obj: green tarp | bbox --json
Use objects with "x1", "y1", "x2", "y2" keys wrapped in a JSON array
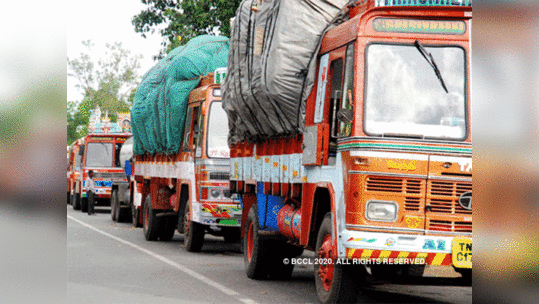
[{"x1": 132, "y1": 35, "x2": 229, "y2": 155}]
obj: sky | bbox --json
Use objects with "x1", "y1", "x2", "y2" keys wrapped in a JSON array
[{"x1": 67, "y1": 0, "x2": 164, "y2": 102}]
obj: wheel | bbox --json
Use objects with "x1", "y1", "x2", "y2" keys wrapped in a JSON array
[
  {"x1": 143, "y1": 195, "x2": 160, "y2": 241},
  {"x1": 158, "y1": 215, "x2": 178, "y2": 241},
  {"x1": 223, "y1": 228, "x2": 241, "y2": 243},
  {"x1": 80, "y1": 197, "x2": 88, "y2": 213},
  {"x1": 111, "y1": 190, "x2": 118, "y2": 221},
  {"x1": 314, "y1": 213, "x2": 364, "y2": 304},
  {"x1": 184, "y1": 203, "x2": 205, "y2": 252},
  {"x1": 71, "y1": 193, "x2": 80, "y2": 210},
  {"x1": 244, "y1": 205, "x2": 273, "y2": 280},
  {"x1": 132, "y1": 204, "x2": 142, "y2": 228}
]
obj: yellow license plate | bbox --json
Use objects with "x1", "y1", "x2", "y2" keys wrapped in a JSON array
[{"x1": 452, "y1": 238, "x2": 472, "y2": 268}]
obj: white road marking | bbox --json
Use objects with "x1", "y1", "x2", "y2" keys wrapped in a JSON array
[{"x1": 67, "y1": 215, "x2": 257, "y2": 304}]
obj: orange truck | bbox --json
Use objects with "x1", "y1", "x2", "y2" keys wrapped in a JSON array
[
  {"x1": 131, "y1": 71, "x2": 242, "y2": 251},
  {"x1": 228, "y1": 1, "x2": 472, "y2": 302},
  {"x1": 68, "y1": 133, "x2": 131, "y2": 212},
  {"x1": 67, "y1": 139, "x2": 83, "y2": 205}
]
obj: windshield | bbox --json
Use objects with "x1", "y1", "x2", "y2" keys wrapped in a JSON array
[
  {"x1": 207, "y1": 102, "x2": 230, "y2": 158},
  {"x1": 75, "y1": 153, "x2": 81, "y2": 171},
  {"x1": 85, "y1": 142, "x2": 113, "y2": 167},
  {"x1": 364, "y1": 43, "x2": 466, "y2": 140}
]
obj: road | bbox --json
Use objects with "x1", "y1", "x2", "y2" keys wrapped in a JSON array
[{"x1": 67, "y1": 206, "x2": 472, "y2": 304}]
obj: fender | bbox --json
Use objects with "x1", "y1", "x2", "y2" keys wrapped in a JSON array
[{"x1": 302, "y1": 182, "x2": 337, "y2": 249}]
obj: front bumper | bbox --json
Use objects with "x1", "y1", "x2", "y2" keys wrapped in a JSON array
[
  {"x1": 340, "y1": 229, "x2": 471, "y2": 268},
  {"x1": 81, "y1": 187, "x2": 111, "y2": 198},
  {"x1": 191, "y1": 201, "x2": 242, "y2": 227}
]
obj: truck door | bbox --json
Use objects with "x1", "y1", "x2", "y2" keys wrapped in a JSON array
[{"x1": 304, "y1": 46, "x2": 346, "y2": 166}]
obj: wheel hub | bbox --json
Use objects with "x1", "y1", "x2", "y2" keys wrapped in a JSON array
[{"x1": 318, "y1": 234, "x2": 335, "y2": 292}]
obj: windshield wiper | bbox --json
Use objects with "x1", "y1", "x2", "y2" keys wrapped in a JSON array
[{"x1": 414, "y1": 40, "x2": 448, "y2": 93}]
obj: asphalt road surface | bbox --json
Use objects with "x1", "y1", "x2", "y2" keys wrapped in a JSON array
[{"x1": 67, "y1": 206, "x2": 472, "y2": 304}]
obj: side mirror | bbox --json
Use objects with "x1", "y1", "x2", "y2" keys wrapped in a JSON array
[{"x1": 336, "y1": 108, "x2": 353, "y2": 123}]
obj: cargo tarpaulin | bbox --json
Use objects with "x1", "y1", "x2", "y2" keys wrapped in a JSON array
[
  {"x1": 223, "y1": 0, "x2": 352, "y2": 144},
  {"x1": 132, "y1": 35, "x2": 229, "y2": 155}
]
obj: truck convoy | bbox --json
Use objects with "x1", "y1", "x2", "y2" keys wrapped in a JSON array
[
  {"x1": 67, "y1": 117, "x2": 131, "y2": 213},
  {"x1": 223, "y1": 0, "x2": 472, "y2": 303},
  {"x1": 124, "y1": 35, "x2": 241, "y2": 251}
]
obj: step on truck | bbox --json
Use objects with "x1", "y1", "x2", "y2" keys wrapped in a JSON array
[
  {"x1": 132, "y1": 71, "x2": 242, "y2": 251},
  {"x1": 226, "y1": 0, "x2": 472, "y2": 303}
]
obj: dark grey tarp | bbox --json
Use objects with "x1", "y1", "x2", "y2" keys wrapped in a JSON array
[{"x1": 223, "y1": 0, "x2": 353, "y2": 144}]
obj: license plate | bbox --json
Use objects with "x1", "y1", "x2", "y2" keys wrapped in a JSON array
[{"x1": 452, "y1": 238, "x2": 472, "y2": 268}]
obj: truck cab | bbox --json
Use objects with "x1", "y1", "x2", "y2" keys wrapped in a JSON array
[{"x1": 72, "y1": 133, "x2": 131, "y2": 212}]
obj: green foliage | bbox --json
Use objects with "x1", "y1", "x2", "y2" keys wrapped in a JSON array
[
  {"x1": 133, "y1": 0, "x2": 241, "y2": 59},
  {"x1": 67, "y1": 41, "x2": 142, "y2": 144}
]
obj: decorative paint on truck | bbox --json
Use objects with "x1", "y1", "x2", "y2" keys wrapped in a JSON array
[
  {"x1": 228, "y1": 1, "x2": 472, "y2": 303},
  {"x1": 68, "y1": 128, "x2": 131, "y2": 212}
]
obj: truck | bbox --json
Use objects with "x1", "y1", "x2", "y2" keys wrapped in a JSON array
[
  {"x1": 67, "y1": 138, "x2": 83, "y2": 205},
  {"x1": 225, "y1": 0, "x2": 472, "y2": 303},
  {"x1": 129, "y1": 70, "x2": 242, "y2": 251},
  {"x1": 69, "y1": 132, "x2": 131, "y2": 212}
]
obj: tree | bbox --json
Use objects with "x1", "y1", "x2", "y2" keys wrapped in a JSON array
[
  {"x1": 67, "y1": 41, "x2": 142, "y2": 144},
  {"x1": 132, "y1": 0, "x2": 241, "y2": 59}
]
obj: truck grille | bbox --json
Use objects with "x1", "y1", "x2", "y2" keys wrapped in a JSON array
[
  {"x1": 427, "y1": 180, "x2": 472, "y2": 215},
  {"x1": 93, "y1": 172, "x2": 126, "y2": 179},
  {"x1": 366, "y1": 176, "x2": 424, "y2": 211},
  {"x1": 428, "y1": 220, "x2": 472, "y2": 234},
  {"x1": 209, "y1": 172, "x2": 230, "y2": 181}
]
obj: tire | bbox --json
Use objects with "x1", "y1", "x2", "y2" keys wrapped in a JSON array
[
  {"x1": 111, "y1": 190, "x2": 118, "y2": 221},
  {"x1": 132, "y1": 204, "x2": 141, "y2": 228},
  {"x1": 184, "y1": 203, "x2": 205, "y2": 252},
  {"x1": 80, "y1": 197, "x2": 88, "y2": 213},
  {"x1": 143, "y1": 195, "x2": 160, "y2": 241},
  {"x1": 72, "y1": 193, "x2": 81, "y2": 210},
  {"x1": 315, "y1": 213, "x2": 364, "y2": 304},
  {"x1": 244, "y1": 205, "x2": 272, "y2": 280},
  {"x1": 158, "y1": 215, "x2": 178, "y2": 241}
]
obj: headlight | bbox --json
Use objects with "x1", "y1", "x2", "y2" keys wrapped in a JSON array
[
  {"x1": 210, "y1": 188, "x2": 221, "y2": 198},
  {"x1": 223, "y1": 189, "x2": 231, "y2": 198},
  {"x1": 365, "y1": 200, "x2": 398, "y2": 222}
]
